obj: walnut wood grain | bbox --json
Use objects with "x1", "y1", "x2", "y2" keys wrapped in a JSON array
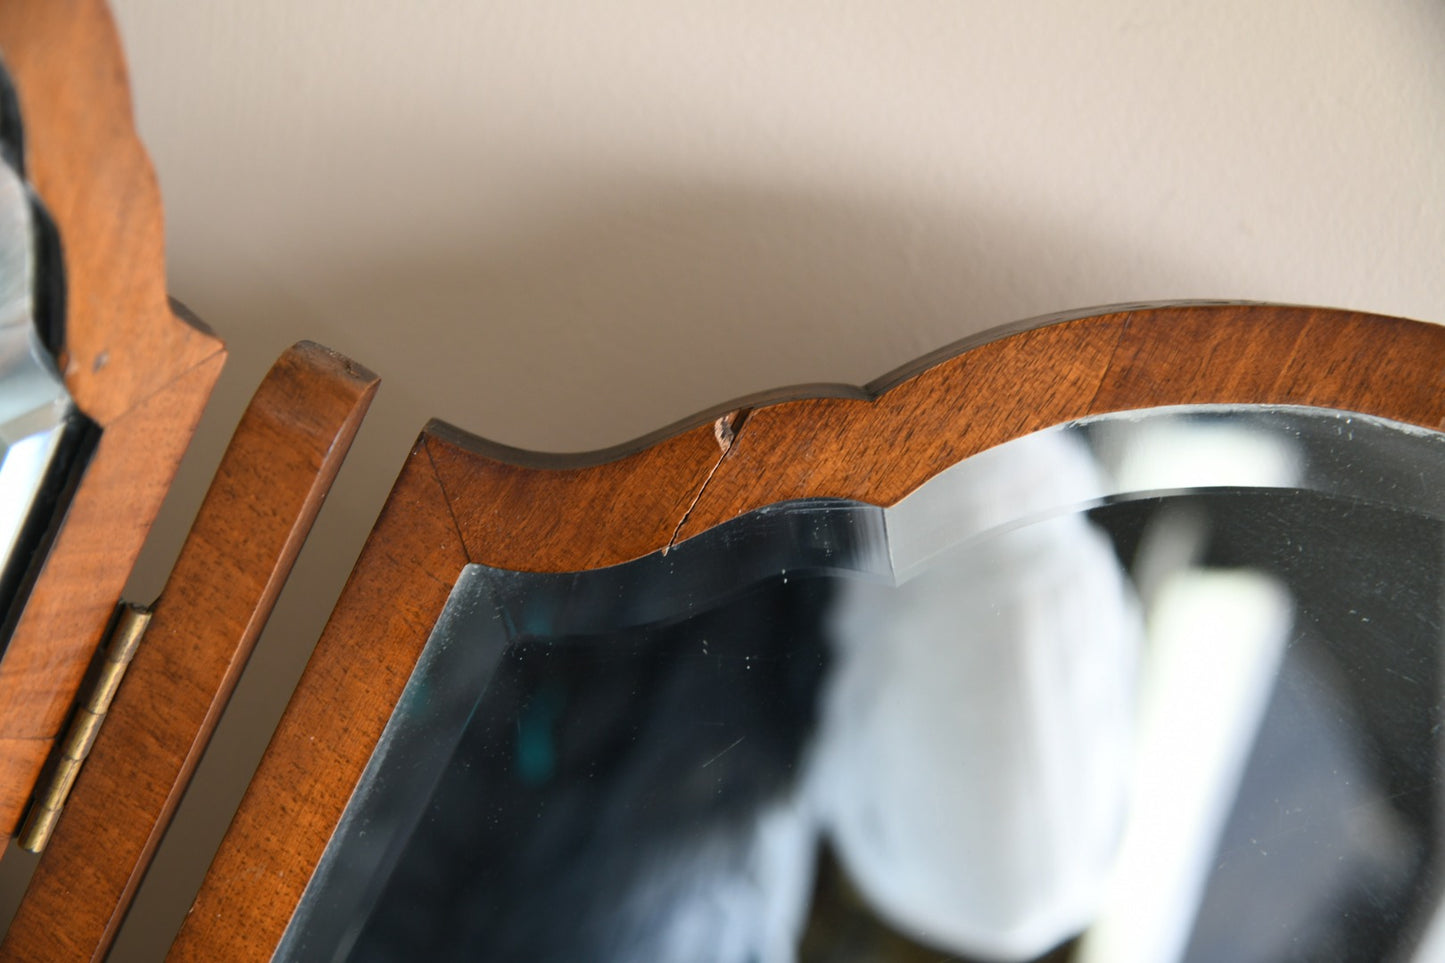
[
  {"x1": 0, "y1": 343, "x2": 377, "y2": 963},
  {"x1": 171, "y1": 303, "x2": 1445, "y2": 960},
  {"x1": 0, "y1": 0, "x2": 227, "y2": 832}
]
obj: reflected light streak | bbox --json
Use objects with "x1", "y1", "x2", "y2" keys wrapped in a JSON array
[
  {"x1": 0, "y1": 426, "x2": 63, "y2": 578},
  {"x1": 1077, "y1": 570, "x2": 1293, "y2": 963}
]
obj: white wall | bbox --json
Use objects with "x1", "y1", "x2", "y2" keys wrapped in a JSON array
[{"x1": 87, "y1": 1, "x2": 1445, "y2": 958}]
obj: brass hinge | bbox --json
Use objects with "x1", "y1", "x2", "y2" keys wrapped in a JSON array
[{"x1": 18, "y1": 602, "x2": 152, "y2": 853}]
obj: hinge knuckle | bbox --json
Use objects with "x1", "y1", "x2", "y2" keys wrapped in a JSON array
[{"x1": 17, "y1": 602, "x2": 152, "y2": 853}]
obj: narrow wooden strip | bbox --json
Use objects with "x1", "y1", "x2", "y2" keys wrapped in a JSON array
[
  {"x1": 168, "y1": 437, "x2": 470, "y2": 963},
  {"x1": 0, "y1": 343, "x2": 377, "y2": 963}
]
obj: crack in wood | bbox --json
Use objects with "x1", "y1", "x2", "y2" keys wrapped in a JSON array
[{"x1": 665, "y1": 407, "x2": 750, "y2": 555}]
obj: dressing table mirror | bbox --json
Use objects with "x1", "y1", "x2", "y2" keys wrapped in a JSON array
[
  {"x1": 0, "y1": 3, "x2": 376, "y2": 958},
  {"x1": 155, "y1": 302, "x2": 1445, "y2": 963},
  {"x1": 0, "y1": 3, "x2": 1442, "y2": 963}
]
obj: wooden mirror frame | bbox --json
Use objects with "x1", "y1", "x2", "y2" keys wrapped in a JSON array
[
  {"x1": 0, "y1": 8, "x2": 382, "y2": 962},
  {"x1": 165, "y1": 301, "x2": 1445, "y2": 960},
  {"x1": 0, "y1": 0, "x2": 226, "y2": 830}
]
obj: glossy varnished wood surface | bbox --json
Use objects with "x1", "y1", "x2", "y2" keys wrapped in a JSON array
[
  {"x1": 0, "y1": 343, "x2": 376, "y2": 963},
  {"x1": 173, "y1": 302, "x2": 1445, "y2": 960},
  {"x1": 428, "y1": 303, "x2": 1445, "y2": 570},
  {"x1": 0, "y1": 0, "x2": 226, "y2": 832}
]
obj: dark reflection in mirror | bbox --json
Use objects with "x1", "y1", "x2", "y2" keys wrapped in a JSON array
[{"x1": 282, "y1": 406, "x2": 1445, "y2": 963}]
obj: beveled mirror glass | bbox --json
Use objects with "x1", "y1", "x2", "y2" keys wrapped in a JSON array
[{"x1": 281, "y1": 404, "x2": 1445, "y2": 963}]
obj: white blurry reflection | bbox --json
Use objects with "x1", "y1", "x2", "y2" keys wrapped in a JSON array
[
  {"x1": 0, "y1": 148, "x2": 70, "y2": 591},
  {"x1": 1077, "y1": 569, "x2": 1291, "y2": 963},
  {"x1": 814, "y1": 431, "x2": 1140, "y2": 959},
  {"x1": 812, "y1": 416, "x2": 1319, "y2": 962},
  {"x1": 1076, "y1": 419, "x2": 1300, "y2": 963}
]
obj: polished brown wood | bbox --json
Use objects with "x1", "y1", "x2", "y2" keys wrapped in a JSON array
[
  {"x1": 425, "y1": 302, "x2": 1445, "y2": 571},
  {"x1": 0, "y1": 0, "x2": 226, "y2": 831},
  {"x1": 171, "y1": 302, "x2": 1445, "y2": 960},
  {"x1": 0, "y1": 343, "x2": 377, "y2": 963}
]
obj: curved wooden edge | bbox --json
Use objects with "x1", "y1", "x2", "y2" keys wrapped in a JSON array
[
  {"x1": 680, "y1": 302, "x2": 1445, "y2": 539},
  {"x1": 0, "y1": 343, "x2": 377, "y2": 963},
  {"x1": 426, "y1": 302, "x2": 1445, "y2": 570},
  {"x1": 428, "y1": 300, "x2": 1264, "y2": 473},
  {"x1": 170, "y1": 301, "x2": 1445, "y2": 960},
  {"x1": 0, "y1": 1, "x2": 228, "y2": 829}
]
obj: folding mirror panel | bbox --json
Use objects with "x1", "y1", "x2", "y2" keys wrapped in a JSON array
[
  {"x1": 169, "y1": 304, "x2": 1445, "y2": 963},
  {"x1": 0, "y1": 9, "x2": 380, "y2": 963},
  {"x1": 0, "y1": 0, "x2": 226, "y2": 831}
]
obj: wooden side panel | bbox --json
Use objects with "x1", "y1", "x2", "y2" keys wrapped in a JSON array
[
  {"x1": 169, "y1": 441, "x2": 470, "y2": 963},
  {"x1": 0, "y1": 0, "x2": 228, "y2": 828},
  {"x1": 0, "y1": 344, "x2": 377, "y2": 963}
]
